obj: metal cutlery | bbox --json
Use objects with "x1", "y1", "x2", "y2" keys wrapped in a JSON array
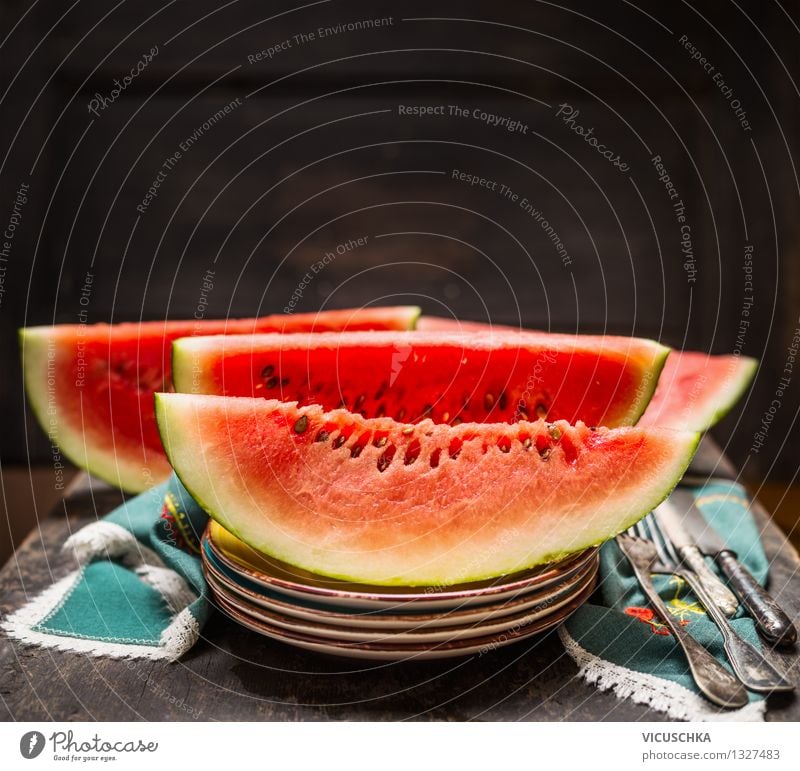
[
  {"x1": 615, "y1": 533, "x2": 749, "y2": 708},
  {"x1": 675, "y1": 454, "x2": 797, "y2": 647},
  {"x1": 637, "y1": 516, "x2": 793, "y2": 694},
  {"x1": 654, "y1": 490, "x2": 739, "y2": 617},
  {"x1": 677, "y1": 492, "x2": 797, "y2": 647}
]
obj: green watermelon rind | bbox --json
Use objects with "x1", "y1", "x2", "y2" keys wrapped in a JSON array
[
  {"x1": 621, "y1": 343, "x2": 670, "y2": 425},
  {"x1": 704, "y1": 355, "x2": 758, "y2": 429},
  {"x1": 19, "y1": 326, "x2": 161, "y2": 493},
  {"x1": 155, "y1": 392, "x2": 699, "y2": 586}
]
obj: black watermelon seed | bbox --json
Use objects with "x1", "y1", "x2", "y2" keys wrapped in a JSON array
[
  {"x1": 536, "y1": 402, "x2": 548, "y2": 419},
  {"x1": 539, "y1": 448, "x2": 551, "y2": 460},
  {"x1": 354, "y1": 394, "x2": 366, "y2": 409},
  {"x1": 316, "y1": 430, "x2": 330, "y2": 442},
  {"x1": 261, "y1": 364, "x2": 274, "y2": 379},
  {"x1": 373, "y1": 436, "x2": 388, "y2": 448},
  {"x1": 498, "y1": 392, "x2": 508, "y2": 411},
  {"x1": 404, "y1": 439, "x2": 421, "y2": 465},
  {"x1": 280, "y1": 377, "x2": 290, "y2": 387},
  {"x1": 293, "y1": 416, "x2": 308, "y2": 434},
  {"x1": 375, "y1": 404, "x2": 386, "y2": 418},
  {"x1": 265, "y1": 377, "x2": 278, "y2": 389},
  {"x1": 377, "y1": 445, "x2": 396, "y2": 472},
  {"x1": 333, "y1": 434, "x2": 347, "y2": 449},
  {"x1": 350, "y1": 445, "x2": 364, "y2": 458}
]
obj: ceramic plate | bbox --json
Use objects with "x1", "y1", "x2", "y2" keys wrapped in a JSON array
[
  {"x1": 203, "y1": 546, "x2": 599, "y2": 630},
  {"x1": 213, "y1": 576, "x2": 596, "y2": 661},
  {"x1": 204, "y1": 522, "x2": 598, "y2": 611},
  {"x1": 206, "y1": 561, "x2": 597, "y2": 644}
]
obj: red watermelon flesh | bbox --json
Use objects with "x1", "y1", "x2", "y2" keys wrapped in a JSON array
[
  {"x1": 638, "y1": 350, "x2": 758, "y2": 431},
  {"x1": 20, "y1": 306, "x2": 421, "y2": 492},
  {"x1": 419, "y1": 317, "x2": 758, "y2": 431},
  {"x1": 155, "y1": 393, "x2": 698, "y2": 585},
  {"x1": 173, "y1": 331, "x2": 669, "y2": 429}
]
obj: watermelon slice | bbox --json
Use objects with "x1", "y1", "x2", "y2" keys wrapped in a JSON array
[
  {"x1": 155, "y1": 393, "x2": 698, "y2": 585},
  {"x1": 20, "y1": 306, "x2": 420, "y2": 492},
  {"x1": 638, "y1": 351, "x2": 758, "y2": 431},
  {"x1": 173, "y1": 331, "x2": 669, "y2": 428},
  {"x1": 418, "y1": 317, "x2": 759, "y2": 432}
]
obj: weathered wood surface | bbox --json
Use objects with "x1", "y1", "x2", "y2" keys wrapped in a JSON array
[{"x1": 1, "y1": 439, "x2": 799, "y2": 721}]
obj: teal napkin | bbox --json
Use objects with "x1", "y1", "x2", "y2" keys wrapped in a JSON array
[
  {"x1": 560, "y1": 480, "x2": 771, "y2": 721},
  {"x1": 2, "y1": 475, "x2": 210, "y2": 660}
]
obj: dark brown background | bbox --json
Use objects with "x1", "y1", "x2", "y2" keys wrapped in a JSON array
[{"x1": 1, "y1": 2, "x2": 799, "y2": 556}]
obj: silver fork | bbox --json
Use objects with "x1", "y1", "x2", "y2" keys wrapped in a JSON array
[
  {"x1": 616, "y1": 532, "x2": 748, "y2": 708},
  {"x1": 638, "y1": 515, "x2": 793, "y2": 694}
]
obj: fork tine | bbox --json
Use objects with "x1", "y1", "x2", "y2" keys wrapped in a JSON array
[
  {"x1": 640, "y1": 514, "x2": 672, "y2": 567},
  {"x1": 649, "y1": 513, "x2": 682, "y2": 565}
]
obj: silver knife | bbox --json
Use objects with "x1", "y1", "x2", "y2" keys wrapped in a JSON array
[
  {"x1": 681, "y1": 498, "x2": 797, "y2": 647},
  {"x1": 653, "y1": 490, "x2": 739, "y2": 617}
]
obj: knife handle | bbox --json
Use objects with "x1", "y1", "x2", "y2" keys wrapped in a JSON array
[
  {"x1": 717, "y1": 550, "x2": 797, "y2": 647},
  {"x1": 679, "y1": 545, "x2": 739, "y2": 617}
]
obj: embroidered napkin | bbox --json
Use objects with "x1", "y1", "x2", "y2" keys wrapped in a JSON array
[
  {"x1": 559, "y1": 480, "x2": 773, "y2": 721},
  {"x1": 2, "y1": 474, "x2": 210, "y2": 660}
]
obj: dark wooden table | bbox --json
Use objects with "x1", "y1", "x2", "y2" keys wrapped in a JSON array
[{"x1": 2, "y1": 439, "x2": 799, "y2": 721}]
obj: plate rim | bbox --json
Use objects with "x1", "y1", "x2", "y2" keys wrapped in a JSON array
[
  {"x1": 202, "y1": 547, "x2": 599, "y2": 627},
  {"x1": 213, "y1": 573, "x2": 596, "y2": 656},
  {"x1": 204, "y1": 523, "x2": 598, "y2": 605}
]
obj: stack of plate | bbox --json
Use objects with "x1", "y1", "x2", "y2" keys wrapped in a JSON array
[{"x1": 202, "y1": 521, "x2": 599, "y2": 661}]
